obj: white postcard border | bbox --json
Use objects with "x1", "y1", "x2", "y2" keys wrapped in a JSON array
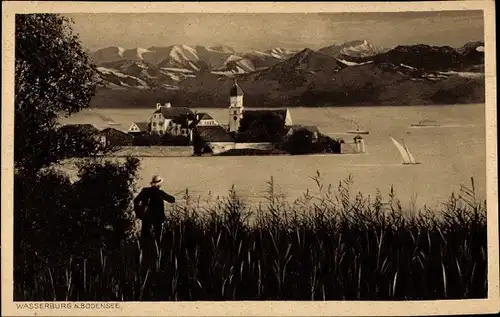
[{"x1": 2, "y1": 1, "x2": 498, "y2": 316}]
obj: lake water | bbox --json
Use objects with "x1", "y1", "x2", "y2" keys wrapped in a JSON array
[{"x1": 59, "y1": 104, "x2": 487, "y2": 210}]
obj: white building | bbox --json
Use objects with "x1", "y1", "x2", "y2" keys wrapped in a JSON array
[
  {"x1": 149, "y1": 103, "x2": 193, "y2": 137},
  {"x1": 127, "y1": 102, "x2": 196, "y2": 140},
  {"x1": 228, "y1": 80, "x2": 244, "y2": 132}
]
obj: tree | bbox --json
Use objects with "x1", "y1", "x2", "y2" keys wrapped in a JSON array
[
  {"x1": 282, "y1": 129, "x2": 315, "y2": 154},
  {"x1": 13, "y1": 15, "x2": 141, "y2": 300},
  {"x1": 238, "y1": 112, "x2": 285, "y2": 142},
  {"x1": 15, "y1": 14, "x2": 98, "y2": 173},
  {"x1": 161, "y1": 133, "x2": 191, "y2": 146},
  {"x1": 192, "y1": 129, "x2": 212, "y2": 155},
  {"x1": 71, "y1": 157, "x2": 140, "y2": 255},
  {"x1": 14, "y1": 157, "x2": 141, "y2": 300},
  {"x1": 280, "y1": 130, "x2": 343, "y2": 155},
  {"x1": 316, "y1": 134, "x2": 343, "y2": 154}
]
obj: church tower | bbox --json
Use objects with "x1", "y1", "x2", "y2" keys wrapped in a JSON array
[{"x1": 228, "y1": 79, "x2": 244, "y2": 132}]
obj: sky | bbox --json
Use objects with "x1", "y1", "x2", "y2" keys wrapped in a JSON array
[{"x1": 66, "y1": 11, "x2": 484, "y2": 52}]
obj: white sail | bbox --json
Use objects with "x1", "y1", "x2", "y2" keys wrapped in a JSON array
[
  {"x1": 404, "y1": 145, "x2": 417, "y2": 164},
  {"x1": 390, "y1": 137, "x2": 413, "y2": 164}
]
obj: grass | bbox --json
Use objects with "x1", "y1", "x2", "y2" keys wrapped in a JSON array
[{"x1": 14, "y1": 173, "x2": 487, "y2": 301}]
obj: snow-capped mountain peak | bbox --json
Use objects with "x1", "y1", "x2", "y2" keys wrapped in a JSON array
[
  {"x1": 117, "y1": 46, "x2": 125, "y2": 57},
  {"x1": 318, "y1": 40, "x2": 387, "y2": 58},
  {"x1": 268, "y1": 47, "x2": 295, "y2": 59},
  {"x1": 91, "y1": 40, "x2": 484, "y2": 94},
  {"x1": 208, "y1": 45, "x2": 236, "y2": 54},
  {"x1": 170, "y1": 45, "x2": 195, "y2": 62},
  {"x1": 251, "y1": 50, "x2": 271, "y2": 56},
  {"x1": 180, "y1": 44, "x2": 200, "y2": 59},
  {"x1": 339, "y1": 40, "x2": 380, "y2": 57},
  {"x1": 91, "y1": 46, "x2": 126, "y2": 63},
  {"x1": 122, "y1": 47, "x2": 153, "y2": 61}
]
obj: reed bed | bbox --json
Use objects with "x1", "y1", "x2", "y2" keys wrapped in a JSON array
[{"x1": 15, "y1": 174, "x2": 487, "y2": 301}]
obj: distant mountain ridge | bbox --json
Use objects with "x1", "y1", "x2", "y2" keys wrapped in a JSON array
[
  {"x1": 89, "y1": 40, "x2": 485, "y2": 108},
  {"x1": 342, "y1": 41, "x2": 485, "y2": 71},
  {"x1": 318, "y1": 39, "x2": 388, "y2": 58}
]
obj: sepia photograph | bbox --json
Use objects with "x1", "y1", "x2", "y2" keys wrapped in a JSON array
[{"x1": 2, "y1": 1, "x2": 499, "y2": 316}]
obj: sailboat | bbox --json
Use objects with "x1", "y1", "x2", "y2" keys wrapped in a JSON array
[{"x1": 390, "y1": 136, "x2": 421, "y2": 165}]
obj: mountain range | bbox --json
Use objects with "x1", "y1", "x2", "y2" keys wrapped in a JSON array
[{"x1": 89, "y1": 40, "x2": 485, "y2": 108}]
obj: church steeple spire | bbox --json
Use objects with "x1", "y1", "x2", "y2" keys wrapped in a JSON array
[
  {"x1": 230, "y1": 78, "x2": 243, "y2": 97},
  {"x1": 228, "y1": 77, "x2": 244, "y2": 133}
]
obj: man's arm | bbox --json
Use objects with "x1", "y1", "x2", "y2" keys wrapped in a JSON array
[
  {"x1": 133, "y1": 188, "x2": 147, "y2": 208},
  {"x1": 160, "y1": 190, "x2": 176, "y2": 203}
]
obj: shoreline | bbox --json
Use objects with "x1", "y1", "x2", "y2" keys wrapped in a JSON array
[
  {"x1": 99, "y1": 146, "x2": 355, "y2": 157},
  {"x1": 88, "y1": 102, "x2": 485, "y2": 110}
]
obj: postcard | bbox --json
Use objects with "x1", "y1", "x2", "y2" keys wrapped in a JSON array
[{"x1": 2, "y1": 1, "x2": 498, "y2": 316}]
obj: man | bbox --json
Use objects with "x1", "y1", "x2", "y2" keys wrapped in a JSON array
[{"x1": 134, "y1": 175, "x2": 176, "y2": 246}]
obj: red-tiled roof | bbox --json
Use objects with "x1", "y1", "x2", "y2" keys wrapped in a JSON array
[
  {"x1": 171, "y1": 115, "x2": 194, "y2": 128},
  {"x1": 99, "y1": 127, "x2": 130, "y2": 136},
  {"x1": 132, "y1": 122, "x2": 149, "y2": 132},
  {"x1": 197, "y1": 113, "x2": 214, "y2": 120}
]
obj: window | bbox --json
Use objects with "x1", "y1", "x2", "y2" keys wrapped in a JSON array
[
  {"x1": 234, "y1": 110, "x2": 238, "y2": 115},
  {"x1": 152, "y1": 122, "x2": 157, "y2": 127}
]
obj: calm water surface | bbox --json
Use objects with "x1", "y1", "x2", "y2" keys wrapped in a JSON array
[{"x1": 60, "y1": 104, "x2": 487, "y2": 210}]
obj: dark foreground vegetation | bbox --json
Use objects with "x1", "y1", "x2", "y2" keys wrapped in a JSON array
[{"x1": 15, "y1": 160, "x2": 487, "y2": 301}]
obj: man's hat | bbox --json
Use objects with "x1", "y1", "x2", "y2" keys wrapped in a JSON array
[{"x1": 150, "y1": 175, "x2": 164, "y2": 186}]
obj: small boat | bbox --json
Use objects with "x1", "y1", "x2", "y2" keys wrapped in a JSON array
[
  {"x1": 347, "y1": 129, "x2": 369, "y2": 135},
  {"x1": 410, "y1": 120, "x2": 441, "y2": 127},
  {"x1": 390, "y1": 136, "x2": 421, "y2": 165},
  {"x1": 346, "y1": 121, "x2": 369, "y2": 135}
]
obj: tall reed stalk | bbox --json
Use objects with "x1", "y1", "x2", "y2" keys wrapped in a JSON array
[{"x1": 15, "y1": 175, "x2": 487, "y2": 301}]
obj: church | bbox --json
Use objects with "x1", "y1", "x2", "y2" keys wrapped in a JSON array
[
  {"x1": 227, "y1": 80, "x2": 293, "y2": 133},
  {"x1": 192, "y1": 81, "x2": 294, "y2": 154}
]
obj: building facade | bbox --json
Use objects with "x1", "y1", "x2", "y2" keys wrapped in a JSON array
[{"x1": 127, "y1": 103, "x2": 199, "y2": 141}]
